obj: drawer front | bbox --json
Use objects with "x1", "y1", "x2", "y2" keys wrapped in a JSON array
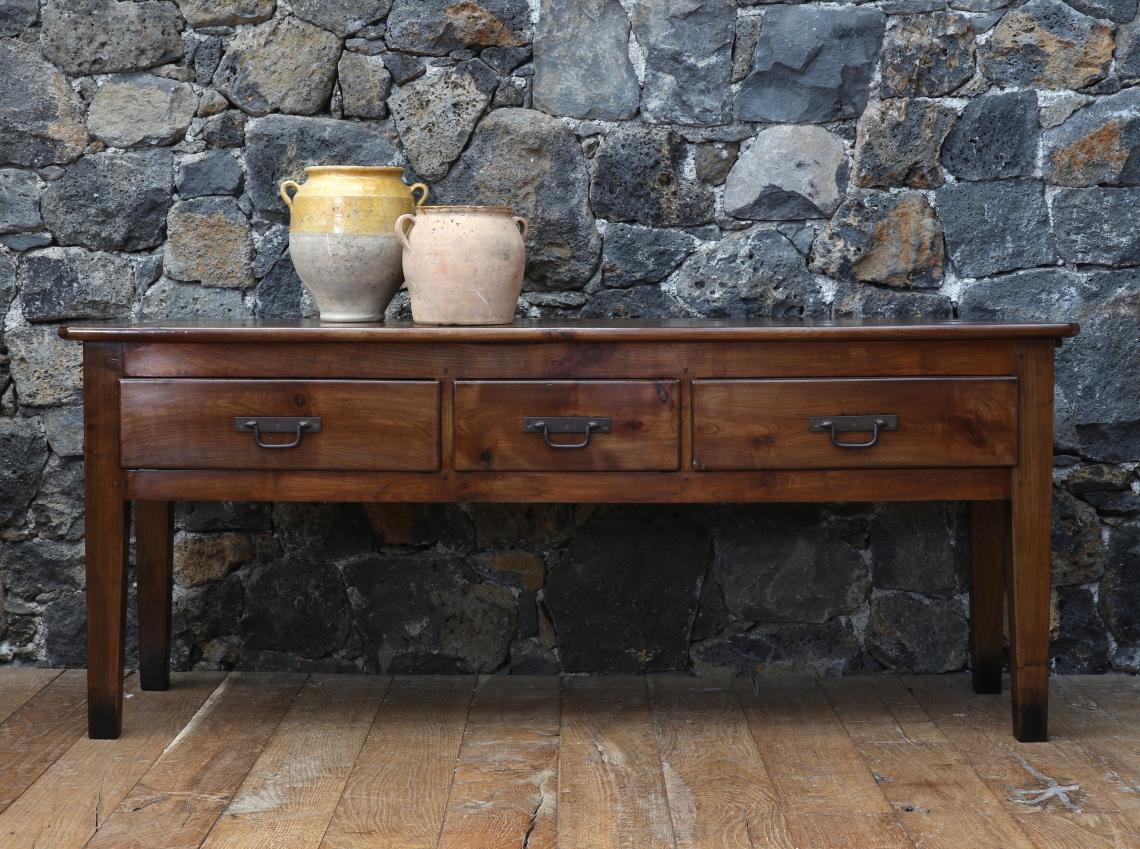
[
  {"x1": 121, "y1": 380, "x2": 439, "y2": 470},
  {"x1": 454, "y1": 380, "x2": 680, "y2": 471},
  {"x1": 693, "y1": 378, "x2": 1017, "y2": 470}
]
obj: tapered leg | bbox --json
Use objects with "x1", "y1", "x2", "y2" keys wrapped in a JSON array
[
  {"x1": 136, "y1": 500, "x2": 174, "y2": 691},
  {"x1": 969, "y1": 500, "x2": 1008, "y2": 695},
  {"x1": 84, "y1": 344, "x2": 130, "y2": 739},
  {"x1": 1009, "y1": 342, "x2": 1054, "y2": 742}
]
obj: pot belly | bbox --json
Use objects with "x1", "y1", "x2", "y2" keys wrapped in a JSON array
[{"x1": 289, "y1": 232, "x2": 404, "y2": 322}]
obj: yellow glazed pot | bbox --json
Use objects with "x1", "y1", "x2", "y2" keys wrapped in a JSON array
[
  {"x1": 280, "y1": 166, "x2": 428, "y2": 322},
  {"x1": 395, "y1": 205, "x2": 527, "y2": 325}
]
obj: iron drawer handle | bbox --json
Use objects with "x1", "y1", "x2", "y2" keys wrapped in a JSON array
[
  {"x1": 234, "y1": 416, "x2": 323, "y2": 449},
  {"x1": 808, "y1": 414, "x2": 899, "y2": 449},
  {"x1": 521, "y1": 416, "x2": 613, "y2": 449}
]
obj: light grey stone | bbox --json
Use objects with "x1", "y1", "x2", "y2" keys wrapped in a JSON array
[
  {"x1": 880, "y1": 12, "x2": 975, "y2": 97},
  {"x1": 245, "y1": 115, "x2": 402, "y2": 221},
  {"x1": 1065, "y1": 0, "x2": 1137, "y2": 23},
  {"x1": 338, "y1": 53, "x2": 392, "y2": 120},
  {"x1": 852, "y1": 98, "x2": 956, "y2": 189},
  {"x1": 436, "y1": 108, "x2": 599, "y2": 290},
  {"x1": 386, "y1": 0, "x2": 532, "y2": 56},
  {"x1": 41, "y1": 149, "x2": 173, "y2": 251},
  {"x1": 673, "y1": 228, "x2": 826, "y2": 318},
  {"x1": 0, "y1": 169, "x2": 41, "y2": 234},
  {"x1": 1042, "y1": 88, "x2": 1140, "y2": 188},
  {"x1": 41, "y1": 406, "x2": 84, "y2": 458},
  {"x1": 214, "y1": 16, "x2": 341, "y2": 116},
  {"x1": 1053, "y1": 188, "x2": 1140, "y2": 265},
  {"x1": 293, "y1": 0, "x2": 391, "y2": 37},
  {"x1": 176, "y1": 0, "x2": 274, "y2": 26},
  {"x1": 0, "y1": 40, "x2": 87, "y2": 169},
  {"x1": 942, "y1": 90, "x2": 1039, "y2": 181},
  {"x1": 724, "y1": 125, "x2": 847, "y2": 220},
  {"x1": 1039, "y1": 93, "x2": 1094, "y2": 128},
  {"x1": 88, "y1": 75, "x2": 198, "y2": 148},
  {"x1": 1, "y1": 233, "x2": 53, "y2": 252},
  {"x1": 735, "y1": 6, "x2": 886, "y2": 123},
  {"x1": 632, "y1": 0, "x2": 735, "y2": 125},
  {"x1": 17, "y1": 247, "x2": 136, "y2": 321},
  {"x1": 390, "y1": 61, "x2": 496, "y2": 180},
  {"x1": 176, "y1": 150, "x2": 243, "y2": 197},
  {"x1": 3, "y1": 316, "x2": 84, "y2": 406},
  {"x1": 140, "y1": 277, "x2": 251, "y2": 320},
  {"x1": 41, "y1": 0, "x2": 184, "y2": 75},
  {"x1": 533, "y1": 0, "x2": 639, "y2": 120},
  {"x1": 165, "y1": 197, "x2": 253, "y2": 287},
  {"x1": 936, "y1": 178, "x2": 1055, "y2": 277}
]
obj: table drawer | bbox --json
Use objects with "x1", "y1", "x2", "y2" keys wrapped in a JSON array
[
  {"x1": 120, "y1": 379, "x2": 440, "y2": 470},
  {"x1": 693, "y1": 377, "x2": 1018, "y2": 470},
  {"x1": 454, "y1": 380, "x2": 680, "y2": 471}
]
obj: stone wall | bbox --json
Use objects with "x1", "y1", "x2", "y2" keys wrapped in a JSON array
[{"x1": 1, "y1": 0, "x2": 1137, "y2": 676}]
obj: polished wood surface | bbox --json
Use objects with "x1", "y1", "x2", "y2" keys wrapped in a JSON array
[
  {"x1": 64, "y1": 320, "x2": 1071, "y2": 741},
  {"x1": 6, "y1": 670, "x2": 1139, "y2": 849},
  {"x1": 970, "y1": 500, "x2": 1010, "y2": 695},
  {"x1": 135, "y1": 500, "x2": 174, "y2": 691},
  {"x1": 693, "y1": 377, "x2": 1018, "y2": 470},
  {"x1": 454, "y1": 379, "x2": 679, "y2": 471}
]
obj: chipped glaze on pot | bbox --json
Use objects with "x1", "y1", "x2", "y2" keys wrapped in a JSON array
[
  {"x1": 279, "y1": 166, "x2": 428, "y2": 322},
  {"x1": 395, "y1": 205, "x2": 528, "y2": 326}
]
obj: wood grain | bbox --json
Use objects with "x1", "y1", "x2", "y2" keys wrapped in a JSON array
[
  {"x1": 647, "y1": 676, "x2": 792, "y2": 849},
  {"x1": 319, "y1": 676, "x2": 475, "y2": 849},
  {"x1": 84, "y1": 672, "x2": 305, "y2": 849},
  {"x1": 120, "y1": 379, "x2": 440, "y2": 471},
  {"x1": 201, "y1": 674, "x2": 387, "y2": 849},
  {"x1": 1009, "y1": 341, "x2": 1055, "y2": 741},
  {"x1": 970, "y1": 500, "x2": 1009, "y2": 694},
  {"x1": 559, "y1": 676, "x2": 677, "y2": 849},
  {"x1": 437, "y1": 676, "x2": 560, "y2": 849},
  {"x1": 135, "y1": 499, "x2": 174, "y2": 691},
  {"x1": 693, "y1": 378, "x2": 1018, "y2": 470},
  {"x1": 0, "y1": 669, "x2": 88, "y2": 815},
  {"x1": 454, "y1": 380, "x2": 679, "y2": 471},
  {"x1": 0, "y1": 668, "x2": 61, "y2": 724},
  {"x1": 0, "y1": 672, "x2": 223, "y2": 849}
]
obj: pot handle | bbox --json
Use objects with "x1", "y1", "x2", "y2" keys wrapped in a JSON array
[
  {"x1": 513, "y1": 216, "x2": 528, "y2": 239},
  {"x1": 279, "y1": 179, "x2": 301, "y2": 210},
  {"x1": 395, "y1": 213, "x2": 416, "y2": 251},
  {"x1": 410, "y1": 182, "x2": 429, "y2": 207}
]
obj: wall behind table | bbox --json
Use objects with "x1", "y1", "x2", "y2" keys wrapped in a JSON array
[{"x1": 1, "y1": 0, "x2": 1136, "y2": 676}]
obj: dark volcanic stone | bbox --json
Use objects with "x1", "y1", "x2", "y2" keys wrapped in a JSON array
[
  {"x1": 546, "y1": 506, "x2": 709, "y2": 673},
  {"x1": 880, "y1": 13, "x2": 975, "y2": 98},
  {"x1": 578, "y1": 285, "x2": 680, "y2": 318},
  {"x1": 833, "y1": 286, "x2": 954, "y2": 319},
  {"x1": 176, "y1": 150, "x2": 244, "y2": 198},
  {"x1": 293, "y1": 0, "x2": 391, "y2": 37},
  {"x1": 341, "y1": 553, "x2": 516, "y2": 673},
  {"x1": 42, "y1": 590, "x2": 90, "y2": 666},
  {"x1": 866, "y1": 592, "x2": 969, "y2": 673},
  {"x1": 255, "y1": 255, "x2": 317, "y2": 319},
  {"x1": 0, "y1": 40, "x2": 87, "y2": 169},
  {"x1": 41, "y1": 0, "x2": 184, "y2": 75},
  {"x1": 386, "y1": 0, "x2": 531, "y2": 56},
  {"x1": 1053, "y1": 487, "x2": 1105, "y2": 586},
  {"x1": 0, "y1": 538, "x2": 82, "y2": 599},
  {"x1": 201, "y1": 110, "x2": 247, "y2": 148},
  {"x1": 1053, "y1": 188, "x2": 1140, "y2": 265},
  {"x1": 601, "y1": 224, "x2": 697, "y2": 288},
  {"x1": 177, "y1": 501, "x2": 273, "y2": 533},
  {"x1": 1042, "y1": 88, "x2": 1140, "y2": 187},
  {"x1": 936, "y1": 179, "x2": 1055, "y2": 277},
  {"x1": 241, "y1": 559, "x2": 351, "y2": 659},
  {"x1": 692, "y1": 619, "x2": 862, "y2": 676},
  {"x1": 591, "y1": 126, "x2": 715, "y2": 227},
  {"x1": 1065, "y1": 0, "x2": 1138, "y2": 23},
  {"x1": 41, "y1": 150, "x2": 173, "y2": 251},
  {"x1": 1052, "y1": 586, "x2": 1111, "y2": 673},
  {"x1": 713, "y1": 505, "x2": 868, "y2": 624},
  {"x1": 853, "y1": 98, "x2": 956, "y2": 188},
  {"x1": 18, "y1": 247, "x2": 136, "y2": 321},
  {"x1": 674, "y1": 228, "x2": 826, "y2": 318},
  {"x1": 735, "y1": 6, "x2": 886, "y2": 123},
  {"x1": 870, "y1": 503, "x2": 963, "y2": 595},
  {"x1": 0, "y1": 0, "x2": 38, "y2": 36},
  {"x1": 0, "y1": 417, "x2": 48, "y2": 524},
  {"x1": 1102, "y1": 520, "x2": 1140, "y2": 652},
  {"x1": 437, "y1": 109, "x2": 599, "y2": 290},
  {"x1": 942, "y1": 91, "x2": 1039, "y2": 180},
  {"x1": 0, "y1": 169, "x2": 42, "y2": 235}
]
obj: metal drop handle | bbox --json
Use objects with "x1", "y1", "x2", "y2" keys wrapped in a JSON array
[
  {"x1": 235, "y1": 416, "x2": 323, "y2": 449},
  {"x1": 808, "y1": 414, "x2": 899, "y2": 449},
  {"x1": 522, "y1": 416, "x2": 613, "y2": 450}
]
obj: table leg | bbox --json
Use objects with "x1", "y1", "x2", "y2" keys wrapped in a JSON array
[
  {"x1": 84, "y1": 343, "x2": 129, "y2": 739},
  {"x1": 969, "y1": 500, "x2": 1008, "y2": 695},
  {"x1": 136, "y1": 500, "x2": 174, "y2": 691},
  {"x1": 1009, "y1": 342, "x2": 1054, "y2": 742}
]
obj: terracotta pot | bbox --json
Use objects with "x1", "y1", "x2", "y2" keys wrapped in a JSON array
[
  {"x1": 280, "y1": 166, "x2": 428, "y2": 322},
  {"x1": 395, "y1": 205, "x2": 527, "y2": 325}
]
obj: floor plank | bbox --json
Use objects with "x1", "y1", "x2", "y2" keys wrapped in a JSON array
[
  {"x1": 84, "y1": 672, "x2": 307, "y2": 849},
  {"x1": 647, "y1": 676, "x2": 792, "y2": 849},
  {"x1": 437, "y1": 675, "x2": 560, "y2": 849},
  {"x1": 0, "y1": 669, "x2": 89, "y2": 815},
  {"x1": 201, "y1": 673, "x2": 388, "y2": 849},
  {"x1": 319, "y1": 676, "x2": 475, "y2": 849},
  {"x1": 0, "y1": 671, "x2": 224, "y2": 849},
  {"x1": 559, "y1": 676, "x2": 677, "y2": 849},
  {"x1": 0, "y1": 667, "x2": 63, "y2": 724},
  {"x1": 822, "y1": 676, "x2": 1037, "y2": 849}
]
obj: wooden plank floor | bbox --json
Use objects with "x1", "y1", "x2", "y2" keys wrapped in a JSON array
[{"x1": 0, "y1": 671, "x2": 1137, "y2": 849}]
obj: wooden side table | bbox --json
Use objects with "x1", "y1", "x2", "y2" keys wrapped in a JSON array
[{"x1": 60, "y1": 319, "x2": 1078, "y2": 741}]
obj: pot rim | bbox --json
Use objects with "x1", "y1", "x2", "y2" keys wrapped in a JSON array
[
  {"x1": 303, "y1": 165, "x2": 406, "y2": 174},
  {"x1": 418, "y1": 204, "x2": 515, "y2": 214}
]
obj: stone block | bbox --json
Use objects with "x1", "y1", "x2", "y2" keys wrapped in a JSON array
[
  {"x1": 293, "y1": 0, "x2": 391, "y2": 37},
  {"x1": 88, "y1": 75, "x2": 197, "y2": 148},
  {"x1": 880, "y1": 13, "x2": 975, "y2": 97},
  {"x1": 0, "y1": 0, "x2": 38, "y2": 36},
  {"x1": 0, "y1": 416, "x2": 47, "y2": 523},
  {"x1": 0, "y1": 169, "x2": 42, "y2": 234},
  {"x1": 386, "y1": 0, "x2": 531, "y2": 55},
  {"x1": 601, "y1": 224, "x2": 697, "y2": 288},
  {"x1": 1052, "y1": 586, "x2": 1111, "y2": 673},
  {"x1": 4, "y1": 316, "x2": 83, "y2": 406},
  {"x1": 338, "y1": 52, "x2": 392, "y2": 120},
  {"x1": 18, "y1": 247, "x2": 136, "y2": 321},
  {"x1": 1053, "y1": 487, "x2": 1106, "y2": 586},
  {"x1": 866, "y1": 592, "x2": 968, "y2": 672},
  {"x1": 41, "y1": 0, "x2": 184, "y2": 75},
  {"x1": 1043, "y1": 88, "x2": 1140, "y2": 187},
  {"x1": 176, "y1": 0, "x2": 274, "y2": 27},
  {"x1": 980, "y1": 0, "x2": 1113, "y2": 89},
  {"x1": 692, "y1": 620, "x2": 862, "y2": 676},
  {"x1": 1053, "y1": 188, "x2": 1140, "y2": 265},
  {"x1": 936, "y1": 179, "x2": 1055, "y2": 277},
  {"x1": 0, "y1": 40, "x2": 87, "y2": 168},
  {"x1": 165, "y1": 197, "x2": 253, "y2": 287},
  {"x1": 870, "y1": 503, "x2": 963, "y2": 594},
  {"x1": 942, "y1": 90, "x2": 1039, "y2": 180},
  {"x1": 578, "y1": 285, "x2": 679, "y2": 318},
  {"x1": 853, "y1": 98, "x2": 956, "y2": 189},
  {"x1": 140, "y1": 277, "x2": 251, "y2": 321},
  {"x1": 725, "y1": 125, "x2": 846, "y2": 220},
  {"x1": 176, "y1": 150, "x2": 244, "y2": 198}
]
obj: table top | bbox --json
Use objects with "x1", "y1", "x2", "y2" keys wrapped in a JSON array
[{"x1": 59, "y1": 318, "x2": 1080, "y2": 344}]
